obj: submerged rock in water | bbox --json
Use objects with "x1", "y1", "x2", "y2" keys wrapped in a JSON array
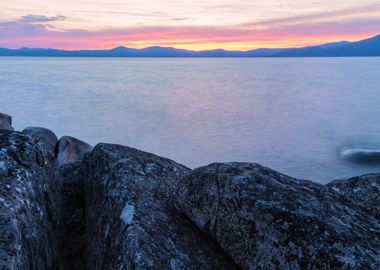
[
  {"x1": 23, "y1": 127, "x2": 58, "y2": 154},
  {"x1": 341, "y1": 148, "x2": 380, "y2": 164},
  {"x1": 176, "y1": 162, "x2": 380, "y2": 270},
  {"x1": 56, "y1": 136, "x2": 92, "y2": 166},
  {"x1": 83, "y1": 143, "x2": 238, "y2": 270},
  {"x1": 0, "y1": 130, "x2": 62, "y2": 270},
  {"x1": 327, "y1": 173, "x2": 380, "y2": 221},
  {"x1": 0, "y1": 113, "x2": 14, "y2": 131}
]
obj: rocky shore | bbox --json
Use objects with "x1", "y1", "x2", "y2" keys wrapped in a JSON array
[{"x1": 0, "y1": 113, "x2": 379, "y2": 270}]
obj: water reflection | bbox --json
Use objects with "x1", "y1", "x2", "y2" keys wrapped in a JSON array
[{"x1": 1, "y1": 57, "x2": 380, "y2": 183}]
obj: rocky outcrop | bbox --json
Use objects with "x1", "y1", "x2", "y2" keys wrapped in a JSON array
[
  {"x1": 56, "y1": 136, "x2": 92, "y2": 166},
  {"x1": 23, "y1": 127, "x2": 58, "y2": 155},
  {"x1": 0, "y1": 113, "x2": 14, "y2": 131},
  {"x1": 83, "y1": 143, "x2": 238, "y2": 270},
  {"x1": 0, "y1": 130, "x2": 61, "y2": 270},
  {"x1": 58, "y1": 162, "x2": 86, "y2": 270},
  {"x1": 1, "y1": 113, "x2": 380, "y2": 270},
  {"x1": 176, "y1": 162, "x2": 380, "y2": 270},
  {"x1": 327, "y1": 174, "x2": 380, "y2": 221}
]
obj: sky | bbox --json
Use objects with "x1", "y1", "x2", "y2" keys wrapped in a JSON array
[{"x1": 0, "y1": 0, "x2": 380, "y2": 50}]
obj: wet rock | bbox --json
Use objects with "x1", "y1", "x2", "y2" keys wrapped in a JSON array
[
  {"x1": 58, "y1": 162, "x2": 86, "y2": 270},
  {"x1": 83, "y1": 143, "x2": 239, "y2": 270},
  {"x1": 0, "y1": 113, "x2": 14, "y2": 131},
  {"x1": 23, "y1": 127, "x2": 58, "y2": 155},
  {"x1": 176, "y1": 162, "x2": 380, "y2": 270},
  {"x1": 341, "y1": 148, "x2": 380, "y2": 164},
  {"x1": 0, "y1": 130, "x2": 62, "y2": 270},
  {"x1": 56, "y1": 136, "x2": 92, "y2": 166},
  {"x1": 327, "y1": 173, "x2": 380, "y2": 221}
]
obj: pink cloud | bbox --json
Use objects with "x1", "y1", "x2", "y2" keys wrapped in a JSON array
[{"x1": 0, "y1": 13, "x2": 379, "y2": 50}]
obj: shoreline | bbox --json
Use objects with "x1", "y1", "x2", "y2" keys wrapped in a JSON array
[{"x1": 1, "y1": 112, "x2": 379, "y2": 269}]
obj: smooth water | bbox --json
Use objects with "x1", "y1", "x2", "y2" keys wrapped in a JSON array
[{"x1": 1, "y1": 57, "x2": 380, "y2": 183}]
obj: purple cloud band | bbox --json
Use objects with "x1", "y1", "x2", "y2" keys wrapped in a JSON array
[{"x1": 0, "y1": 9, "x2": 379, "y2": 49}]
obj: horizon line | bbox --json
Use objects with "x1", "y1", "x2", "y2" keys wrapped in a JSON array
[{"x1": 1, "y1": 33, "x2": 379, "y2": 52}]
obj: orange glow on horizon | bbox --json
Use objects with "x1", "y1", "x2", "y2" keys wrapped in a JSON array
[{"x1": 43, "y1": 33, "x2": 378, "y2": 51}]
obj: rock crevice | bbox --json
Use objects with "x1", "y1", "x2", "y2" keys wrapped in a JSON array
[{"x1": 82, "y1": 143, "x2": 238, "y2": 270}]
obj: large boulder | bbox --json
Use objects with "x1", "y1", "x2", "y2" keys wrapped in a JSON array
[
  {"x1": 56, "y1": 136, "x2": 92, "y2": 166},
  {"x1": 58, "y1": 162, "x2": 86, "y2": 270},
  {"x1": 0, "y1": 130, "x2": 62, "y2": 270},
  {"x1": 22, "y1": 127, "x2": 58, "y2": 155},
  {"x1": 83, "y1": 143, "x2": 238, "y2": 270},
  {"x1": 0, "y1": 113, "x2": 14, "y2": 131},
  {"x1": 327, "y1": 174, "x2": 380, "y2": 221},
  {"x1": 176, "y1": 162, "x2": 380, "y2": 270}
]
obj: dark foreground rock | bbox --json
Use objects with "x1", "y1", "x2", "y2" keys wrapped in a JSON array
[
  {"x1": 2, "y1": 113, "x2": 380, "y2": 270},
  {"x1": 0, "y1": 130, "x2": 61, "y2": 270},
  {"x1": 176, "y1": 162, "x2": 380, "y2": 270},
  {"x1": 0, "y1": 113, "x2": 14, "y2": 131},
  {"x1": 58, "y1": 162, "x2": 86, "y2": 270},
  {"x1": 56, "y1": 136, "x2": 92, "y2": 166},
  {"x1": 23, "y1": 127, "x2": 58, "y2": 155},
  {"x1": 83, "y1": 144, "x2": 238, "y2": 270},
  {"x1": 327, "y1": 174, "x2": 380, "y2": 221}
]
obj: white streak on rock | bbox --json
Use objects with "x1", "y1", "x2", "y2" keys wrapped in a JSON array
[{"x1": 120, "y1": 204, "x2": 135, "y2": 225}]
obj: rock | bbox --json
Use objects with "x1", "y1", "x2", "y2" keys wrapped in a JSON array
[
  {"x1": 0, "y1": 130, "x2": 62, "y2": 270},
  {"x1": 340, "y1": 148, "x2": 380, "y2": 164},
  {"x1": 58, "y1": 162, "x2": 86, "y2": 270},
  {"x1": 56, "y1": 136, "x2": 92, "y2": 166},
  {"x1": 327, "y1": 173, "x2": 380, "y2": 221},
  {"x1": 22, "y1": 127, "x2": 58, "y2": 155},
  {"x1": 0, "y1": 113, "x2": 14, "y2": 131},
  {"x1": 83, "y1": 143, "x2": 238, "y2": 270},
  {"x1": 176, "y1": 162, "x2": 380, "y2": 270}
]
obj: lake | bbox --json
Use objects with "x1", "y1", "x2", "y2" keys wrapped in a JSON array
[{"x1": 1, "y1": 57, "x2": 380, "y2": 183}]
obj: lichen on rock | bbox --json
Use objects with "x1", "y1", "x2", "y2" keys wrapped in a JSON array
[
  {"x1": 176, "y1": 162, "x2": 380, "y2": 270},
  {"x1": 83, "y1": 143, "x2": 239, "y2": 270},
  {"x1": 0, "y1": 130, "x2": 62, "y2": 270}
]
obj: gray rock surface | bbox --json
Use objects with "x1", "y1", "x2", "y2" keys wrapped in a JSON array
[
  {"x1": 0, "y1": 113, "x2": 14, "y2": 131},
  {"x1": 83, "y1": 143, "x2": 238, "y2": 270},
  {"x1": 58, "y1": 162, "x2": 86, "y2": 270},
  {"x1": 176, "y1": 162, "x2": 380, "y2": 270},
  {"x1": 22, "y1": 127, "x2": 58, "y2": 154},
  {"x1": 56, "y1": 136, "x2": 92, "y2": 166},
  {"x1": 0, "y1": 130, "x2": 62, "y2": 270},
  {"x1": 327, "y1": 173, "x2": 380, "y2": 221},
  {"x1": 2, "y1": 114, "x2": 380, "y2": 270}
]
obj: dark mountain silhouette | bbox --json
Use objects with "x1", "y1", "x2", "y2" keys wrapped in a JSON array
[
  {"x1": 0, "y1": 34, "x2": 379, "y2": 57},
  {"x1": 274, "y1": 35, "x2": 380, "y2": 57},
  {"x1": 319, "y1": 41, "x2": 350, "y2": 49}
]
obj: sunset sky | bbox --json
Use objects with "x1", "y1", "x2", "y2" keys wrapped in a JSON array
[{"x1": 1, "y1": 0, "x2": 380, "y2": 50}]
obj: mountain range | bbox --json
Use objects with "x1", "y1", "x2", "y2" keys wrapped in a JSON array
[{"x1": 1, "y1": 34, "x2": 380, "y2": 57}]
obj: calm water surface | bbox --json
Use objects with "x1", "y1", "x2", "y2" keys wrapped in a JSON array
[{"x1": 1, "y1": 57, "x2": 380, "y2": 183}]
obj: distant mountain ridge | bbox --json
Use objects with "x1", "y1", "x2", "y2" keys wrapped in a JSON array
[{"x1": 1, "y1": 34, "x2": 379, "y2": 57}]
